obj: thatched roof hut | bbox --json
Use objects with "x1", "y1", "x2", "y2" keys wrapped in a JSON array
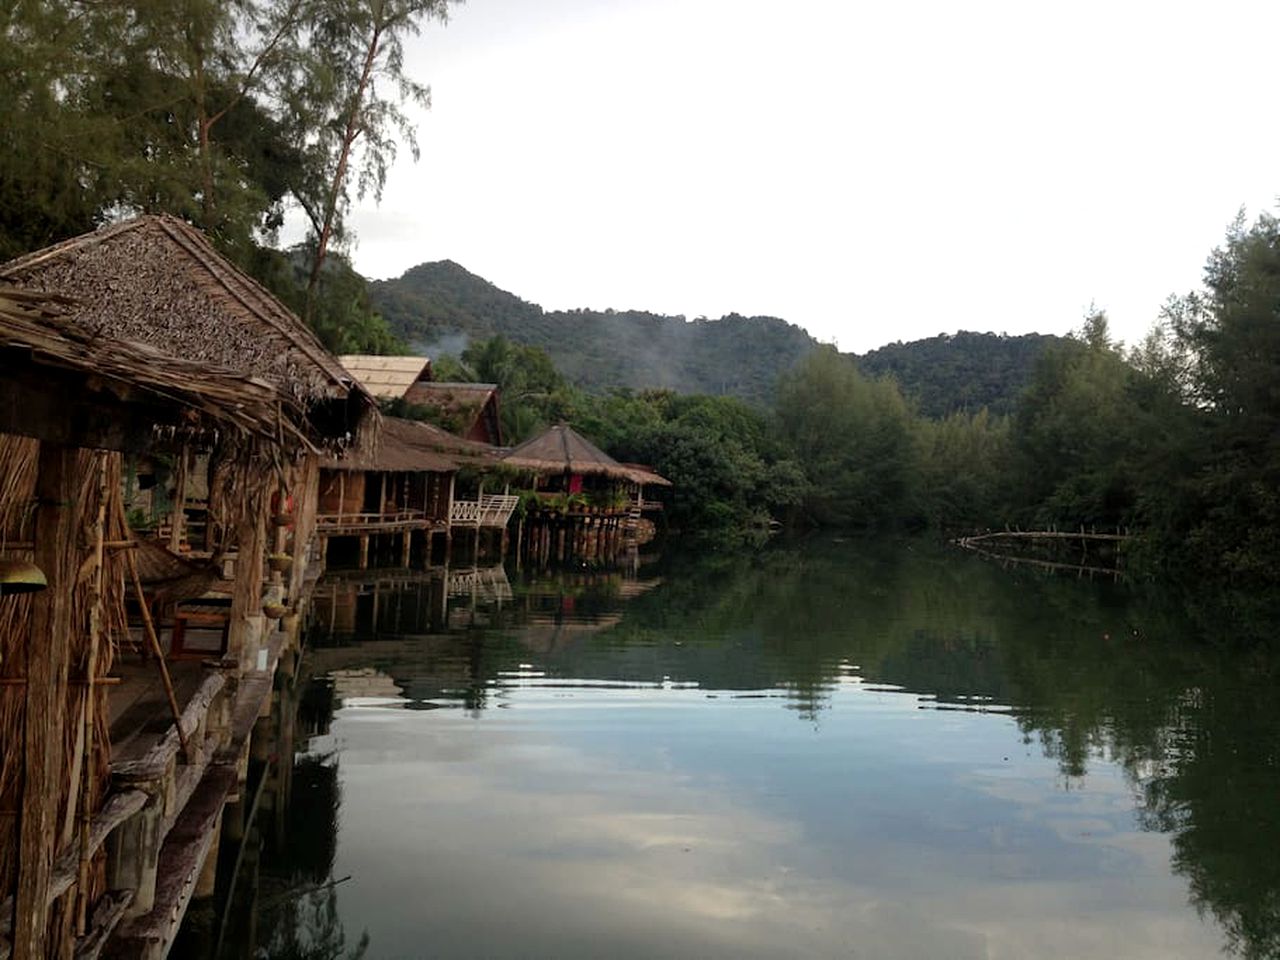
[
  {"x1": 403, "y1": 381, "x2": 503, "y2": 445},
  {"x1": 0, "y1": 215, "x2": 375, "y2": 452},
  {"x1": 502, "y1": 424, "x2": 671, "y2": 486}
]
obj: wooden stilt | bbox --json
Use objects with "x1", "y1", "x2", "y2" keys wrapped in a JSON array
[
  {"x1": 14, "y1": 444, "x2": 79, "y2": 960},
  {"x1": 76, "y1": 454, "x2": 109, "y2": 935}
]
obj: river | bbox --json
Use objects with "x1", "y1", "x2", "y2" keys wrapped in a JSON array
[{"x1": 178, "y1": 537, "x2": 1280, "y2": 960}]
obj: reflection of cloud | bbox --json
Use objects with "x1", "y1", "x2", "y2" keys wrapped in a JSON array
[{"x1": 329, "y1": 711, "x2": 1225, "y2": 960}]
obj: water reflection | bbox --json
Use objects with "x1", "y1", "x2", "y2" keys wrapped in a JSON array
[{"x1": 198, "y1": 540, "x2": 1279, "y2": 959}]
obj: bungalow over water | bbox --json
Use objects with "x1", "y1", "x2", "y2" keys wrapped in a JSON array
[
  {"x1": 0, "y1": 215, "x2": 376, "y2": 960},
  {"x1": 501, "y1": 424, "x2": 670, "y2": 563}
]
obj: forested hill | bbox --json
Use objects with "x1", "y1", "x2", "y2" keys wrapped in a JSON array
[
  {"x1": 858, "y1": 332, "x2": 1066, "y2": 417},
  {"x1": 370, "y1": 261, "x2": 818, "y2": 403},
  {"x1": 371, "y1": 260, "x2": 1059, "y2": 412}
]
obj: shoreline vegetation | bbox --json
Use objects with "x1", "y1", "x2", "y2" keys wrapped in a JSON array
[{"x1": 420, "y1": 210, "x2": 1280, "y2": 615}]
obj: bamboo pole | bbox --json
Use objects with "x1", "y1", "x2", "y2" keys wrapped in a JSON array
[
  {"x1": 75, "y1": 453, "x2": 109, "y2": 934},
  {"x1": 124, "y1": 546, "x2": 189, "y2": 761}
]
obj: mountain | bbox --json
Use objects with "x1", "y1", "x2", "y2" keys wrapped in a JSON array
[
  {"x1": 369, "y1": 261, "x2": 1061, "y2": 413},
  {"x1": 370, "y1": 261, "x2": 818, "y2": 404},
  {"x1": 857, "y1": 331, "x2": 1065, "y2": 418}
]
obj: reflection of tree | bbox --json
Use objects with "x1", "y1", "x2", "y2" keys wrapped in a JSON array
[
  {"x1": 256, "y1": 676, "x2": 370, "y2": 960},
  {"x1": 291, "y1": 540, "x2": 1279, "y2": 959},
  {"x1": 263, "y1": 884, "x2": 369, "y2": 960},
  {"x1": 1131, "y1": 670, "x2": 1280, "y2": 960}
]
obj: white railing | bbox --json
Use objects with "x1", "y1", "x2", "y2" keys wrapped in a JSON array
[{"x1": 450, "y1": 494, "x2": 519, "y2": 529}]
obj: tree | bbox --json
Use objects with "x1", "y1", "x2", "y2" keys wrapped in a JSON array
[
  {"x1": 1161, "y1": 211, "x2": 1280, "y2": 582},
  {"x1": 281, "y1": 0, "x2": 460, "y2": 320},
  {"x1": 775, "y1": 348, "x2": 915, "y2": 527}
]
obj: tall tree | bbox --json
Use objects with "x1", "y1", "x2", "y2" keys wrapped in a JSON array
[{"x1": 282, "y1": 0, "x2": 459, "y2": 320}]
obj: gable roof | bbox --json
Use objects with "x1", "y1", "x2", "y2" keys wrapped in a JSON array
[
  {"x1": 0, "y1": 215, "x2": 375, "y2": 448},
  {"x1": 339, "y1": 354, "x2": 432, "y2": 399},
  {"x1": 403, "y1": 381, "x2": 502, "y2": 444},
  {"x1": 322, "y1": 417, "x2": 457, "y2": 473},
  {"x1": 502, "y1": 424, "x2": 670, "y2": 485},
  {"x1": 393, "y1": 418, "x2": 503, "y2": 466},
  {"x1": 0, "y1": 283, "x2": 325, "y2": 450}
]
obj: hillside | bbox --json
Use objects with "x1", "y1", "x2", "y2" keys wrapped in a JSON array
[
  {"x1": 370, "y1": 261, "x2": 1060, "y2": 413},
  {"x1": 370, "y1": 261, "x2": 818, "y2": 404},
  {"x1": 858, "y1": 332, "x2": 1065, "y2": 417}
]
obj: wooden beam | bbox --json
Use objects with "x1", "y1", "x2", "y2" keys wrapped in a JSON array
[{"x1": 13, "y1": 443, "x2": 79, "y2": 960}]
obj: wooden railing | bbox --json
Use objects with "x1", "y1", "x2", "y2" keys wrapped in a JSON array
[
  {"x1": 315, "y1": 509, "x2": 437, "y2": 533},
  {"x1": 450, "y1": 494, "x2": 519, "y2": 529}
]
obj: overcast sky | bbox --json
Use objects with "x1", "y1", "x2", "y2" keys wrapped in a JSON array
[{"x1": 331, "y1": 0, "x2": 1280, "y2": 354}]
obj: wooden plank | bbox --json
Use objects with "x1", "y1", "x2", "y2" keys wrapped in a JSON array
[
  {"x1": 13, "y1": 443, "x2": 79, "y2": 960},
  {"x1": 113, "y1": 672, "x2": 224, "y2": 783},
  {"x1": 47, "y1": 789, "x2": 149, "y2": 906},
  {"x1": 109, "y1": 765, "x2": 238, "y2": 959}
]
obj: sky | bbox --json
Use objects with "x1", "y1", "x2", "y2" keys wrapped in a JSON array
[{"x1": 327, "y1": 0, "x2": 1280, "y2": 354}]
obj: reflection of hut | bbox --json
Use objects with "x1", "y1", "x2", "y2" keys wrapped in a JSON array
[
  {"x1": 316, "y1": 417, "x2": 458, "y2": 568},
  {"x1": 0, "y1": 215, "x2": 374, "y2": 959},
  {"x1": 403, "y1": 382, "x2": 503, "y2": 445}
]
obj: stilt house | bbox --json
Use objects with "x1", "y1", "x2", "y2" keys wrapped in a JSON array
[{"x1": 0, "y1": 215, "x2": 375, "y2": 960}]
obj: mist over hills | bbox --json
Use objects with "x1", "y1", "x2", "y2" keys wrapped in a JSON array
[{"x1": 370, "y1": 260, "x2": 1063, "y2": 416}]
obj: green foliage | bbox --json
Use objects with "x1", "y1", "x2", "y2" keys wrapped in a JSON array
[
  {"x1": 857, "y1": 332, "x2": 1064, "y2": 417},
  {"x1": 911, "y1": 409, "x2": 1011, "y2": 529},
  {"x1": 426, "y1": 335, "x2": 575, "y2": 443},
  {"x1": 1155, "y1": 211, "x2": 1280, "y2": 583},
  {"x1": 0, "y1": 0, "x2": 429, "y2": 355},
  {"x1": 776, "y1": 348, "x2": 915, "y2": 527},
  {"x1": 568, "y1": 389, "x2": 801, "y2": 533}
]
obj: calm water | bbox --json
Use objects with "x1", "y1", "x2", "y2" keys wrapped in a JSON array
[{"x1": 185, "y1": 538, "x2": 1280, "y2": 960}]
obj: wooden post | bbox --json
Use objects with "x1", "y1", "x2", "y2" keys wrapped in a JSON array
[
  {"x1": 13, "y1": 443, "x2": 79, "y2": 960},
  {"x1": 228, "y1": 487, "x2": 267, "y2": 670},
  {"x1": 358, "y1": 535, "x2": 370, "y2": 570},
  {"x1": 401, "y1": 530, "x2": 412, "y2": 568},
  {"x1": 169, "y1": 443, "x2": 189, "y2": 553}
]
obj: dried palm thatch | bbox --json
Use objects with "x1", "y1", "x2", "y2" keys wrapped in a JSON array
[
  {"x1": 0, "y1": 444, "x2": 126, "y2": 955},
  {"x1": 0, "y1": 216, "x2": 377, "y2": 454},
  {"x1": 502, "y1": 424, "x2": 672, "y2": 486}
]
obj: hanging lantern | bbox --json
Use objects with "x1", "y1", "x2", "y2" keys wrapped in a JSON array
[{"x1": 0, "y1": 559, "x2": 47, "y2": 596}]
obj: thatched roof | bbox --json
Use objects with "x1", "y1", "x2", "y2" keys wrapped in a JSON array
[
  {"x1": 403, "y1": 381, "x2": 502, "y2": 444},
  {"x1": 502, "y1": 424, "x2": 671, "y2": 486},
  {"x1": 0, "y1": 215, "x2": 375, "y2": 449},
  {"x1": 339, "y1": 355, "x2": 432, "y2": 399},
  {"x1": 322, "y1": 417, "x2": 457, "y2": 473},
  {"x1": 0, "y1": 283, "x2": 330, "y2": 450}
]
